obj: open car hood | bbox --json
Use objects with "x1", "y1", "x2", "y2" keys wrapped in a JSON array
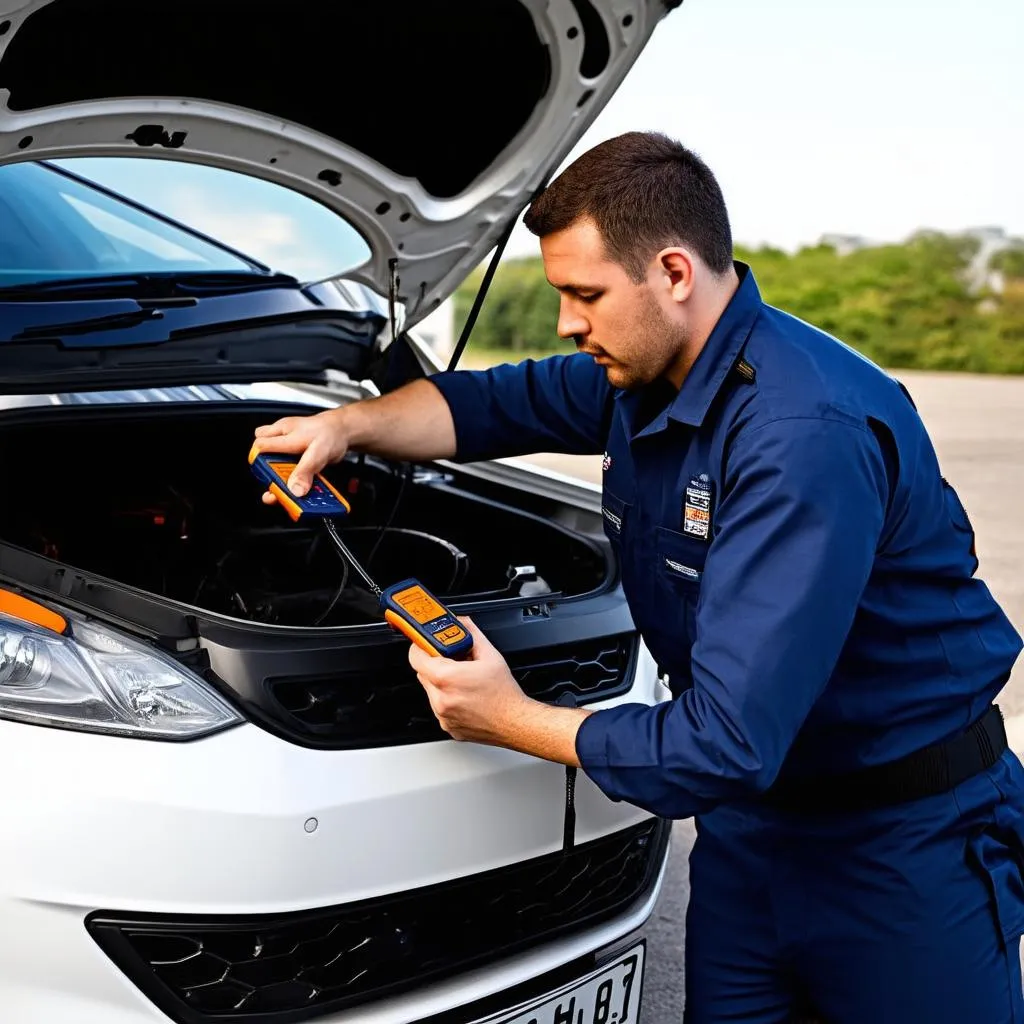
[{"x1": 0, "y1": 0, "x2": 678, "y2": 334}]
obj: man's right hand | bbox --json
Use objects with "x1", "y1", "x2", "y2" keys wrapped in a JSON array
[
  {"x1": 251, "y1": 380, "x2": 459, "y2": 506},
  {"x1": 252, "y1": 408, "x2": 350, "y2": 502}
]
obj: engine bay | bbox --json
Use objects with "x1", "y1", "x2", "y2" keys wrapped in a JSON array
[{"x1": 0, "y1": 406, "x2": 607, "y2": 627}]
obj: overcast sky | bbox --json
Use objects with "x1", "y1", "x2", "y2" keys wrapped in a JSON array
[
  {"x1": 65, "y1": 0, "x2": 1022, "y2": 277},
  {"x1": 505, "y1": 0, "x2": 1023, "y2": 257}
]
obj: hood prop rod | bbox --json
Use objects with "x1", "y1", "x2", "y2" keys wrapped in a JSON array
[
  {"x1": 387, "y1": 257, "x2": 400, "y2": 349},
  {"x1": 386, "y1": 173, "x2": 552, "y2": 373},
  {"x1": 445, "y1": 215, "x2": 517, "y2": 373}
]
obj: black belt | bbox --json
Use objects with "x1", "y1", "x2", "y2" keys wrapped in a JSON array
[{"x1": 761, "y1": 705, "x2": 1007, "y2": 815}]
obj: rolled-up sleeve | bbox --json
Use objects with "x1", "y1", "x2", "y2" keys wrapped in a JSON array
[
  {"x1": 575, "y1": 415, "x2": 889, "y2": 819},
  {"x1": 428, "y1": 353, "x2": 614, "y2": 462}
]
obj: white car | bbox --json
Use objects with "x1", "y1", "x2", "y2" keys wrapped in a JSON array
[{"x1": 0, "y1": 2, "x2": 679, "y2": 1021}]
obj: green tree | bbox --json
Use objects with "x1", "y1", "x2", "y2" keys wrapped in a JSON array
[
  {"x1": 991, "y1": 245, "x2": 1024, "y2": 281},
  {"x1": 453, "y1": 231, "x2": 1024, "y2": 373},
  {"x1": 453, "y1": 257, "x2": 562, "y2": 354}
]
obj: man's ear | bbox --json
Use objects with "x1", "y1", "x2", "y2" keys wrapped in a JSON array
[{"x1": 653, "y1": 247, "x2": 696, "y2": 303}]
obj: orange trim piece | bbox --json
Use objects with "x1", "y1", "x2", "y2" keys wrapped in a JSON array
[
  {"x1": 318, "y1": 475, "x2": 352, "y2": 514},
  {"x1": 0, "y1": 589, "x2": 67, "y2": 634},
  {"x1": 269, "y1": 482, "x2": 303, "y2": 522},
  {"x1": 385, "y1": 609, "x2": 440, "y2": 657}
]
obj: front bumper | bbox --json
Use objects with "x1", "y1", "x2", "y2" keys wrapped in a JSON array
[{"x1": 0, "y1": 649, "x2": 670, "y2": 1022}]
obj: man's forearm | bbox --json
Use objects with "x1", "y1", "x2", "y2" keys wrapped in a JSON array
[
  {"x1": 342, "y1": 378, "x2": 458, "y2": 462},
  {"x1": 499, "y1": 701, "x2": 593, "y2": 767}
]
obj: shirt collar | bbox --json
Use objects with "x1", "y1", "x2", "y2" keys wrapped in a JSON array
[
  {"x1": 618, "y1": 261, "x2": 763, "y2": 440},
  {"x1": 669, "y1": 260, "x2": 762, "y2": 427}
]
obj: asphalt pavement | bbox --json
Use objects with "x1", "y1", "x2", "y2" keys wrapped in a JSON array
[
  {"x1": 636, "y1": 820, "x2": 694, "y2": 1022},
  {"x1": 512, "y1": 369, "x2": 1024, "y2": 1022}
]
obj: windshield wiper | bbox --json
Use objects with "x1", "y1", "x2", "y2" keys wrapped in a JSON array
[
  {"x1": 10, "y1": 307, "x2": 165, "y2": 341},
  {"x1": 0, "y1": 270, "x2": 300, "y2": 302}
]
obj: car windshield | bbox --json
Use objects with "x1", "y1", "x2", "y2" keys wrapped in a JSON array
[{"x1": 0, "y1": 161, "x2": 260, "y2": 289}]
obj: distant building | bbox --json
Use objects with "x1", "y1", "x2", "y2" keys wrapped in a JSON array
[
  {"x1": 966, "y1": 226, "x2": 1008, "y2": 244},
  {"x1": 819, "y1": 233, "x2": 872, "y2": 256},
  {"x1": 964, "y1": 226, "x2": 1018, "y2": 295}
]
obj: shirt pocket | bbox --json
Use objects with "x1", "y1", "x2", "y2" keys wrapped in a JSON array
[
  {"x1": 965, "y1": 819, "x2": 1024, "y2": 947},
  {"x1": 601, "y1": 491, "x2": 632, "y2": 545},
  {"x1": 655, "y1": 526, "x2": 709, "y2": 642}
]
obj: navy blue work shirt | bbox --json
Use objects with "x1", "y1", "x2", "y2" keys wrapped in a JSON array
[{"x1": 428, "y1": 263, "x2": 1023, "y2": 820}]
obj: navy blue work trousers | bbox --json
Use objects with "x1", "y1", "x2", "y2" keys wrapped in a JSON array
[{"x1": 684, "y1": 751, "x2": 1024, "y2": 1023}]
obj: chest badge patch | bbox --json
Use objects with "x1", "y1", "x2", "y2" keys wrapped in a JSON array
[{"x1": 683, "y1": 473, "x2": 714, "y2": 540}]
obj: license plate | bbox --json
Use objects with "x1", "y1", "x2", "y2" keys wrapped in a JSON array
[{"x1": 473, "y1": 942, "x2": 644, "y2": 1024}]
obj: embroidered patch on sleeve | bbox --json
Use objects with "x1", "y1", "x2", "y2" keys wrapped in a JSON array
[{"x1": 683, "y1": 473, "x2": 714, "y2": 540}]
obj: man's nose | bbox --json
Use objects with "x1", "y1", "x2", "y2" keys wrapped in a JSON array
[{"x1": 557, "y1": 302, "x2": 588, "y2": 341}]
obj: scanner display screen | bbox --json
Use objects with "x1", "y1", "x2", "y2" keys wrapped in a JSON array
[{"x1": 392, "y1": 585, "x2": 446, "y2": 625}]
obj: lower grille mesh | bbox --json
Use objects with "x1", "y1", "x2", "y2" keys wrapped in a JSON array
[
  {"x1": 87, "y1": 818, "x2": 667, "y2": 1023},
  {"x1": 269, "y1": 633, "x2": 637, "y2": 747}
]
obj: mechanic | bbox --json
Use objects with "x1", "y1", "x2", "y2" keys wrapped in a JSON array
[{"x1": 253, "y1": 131, "x2": 1024, "y2": 1023}]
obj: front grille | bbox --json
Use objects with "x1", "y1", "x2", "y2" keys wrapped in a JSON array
[
  {"x1": 269, "y1": 632, "x2": 637, "y2": 748},
  {"x1": 87, "y1": 818, "x2": 668, "y2": 1024}
]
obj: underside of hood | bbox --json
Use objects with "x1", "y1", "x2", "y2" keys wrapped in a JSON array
[{"x1": 0, "y1": 0, "x2": 678, "y2": 329}]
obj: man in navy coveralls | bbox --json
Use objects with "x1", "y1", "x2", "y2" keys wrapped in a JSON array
[{"x1": 255, "y1": 132, "x2": 1024, "y2": 1022}]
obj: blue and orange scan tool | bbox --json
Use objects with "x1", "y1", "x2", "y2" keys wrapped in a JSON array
[
  {"x1": 248, "y1": 447, "x2": 473, "y2": 659},
  {"x1": 378, "y1": 578, "x2": 473, "y2": 660},
  {"x1": 248, "y1": 446, "x2": 352, "y2": 522}
]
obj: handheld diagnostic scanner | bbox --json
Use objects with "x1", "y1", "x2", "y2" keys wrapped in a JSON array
[
  {"x1": 379, "y1": 579, "x2": 474, "y2": 659},
  {"x1": 248, "y1": 446, "x2": 472, "y2": 659},
  {"x1": 248, "y1": 446, "x2": 351, "y2": 522}
]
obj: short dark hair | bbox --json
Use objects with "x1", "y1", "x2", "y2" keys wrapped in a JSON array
[{"x1": 523, "y1": 131, "x2": 733, "y2": 281}]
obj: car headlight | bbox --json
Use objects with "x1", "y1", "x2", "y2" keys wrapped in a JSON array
[{"x1": 0, "y1": 612, "x2": 242, "y2": 739}]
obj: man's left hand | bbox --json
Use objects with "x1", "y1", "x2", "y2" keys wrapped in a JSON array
[
  {"x1": 408, "y1": 617, "x2": 528, "y2": 745},
  {"x1": 408, "y1": 618, "x2": 591, "y2": 766}
]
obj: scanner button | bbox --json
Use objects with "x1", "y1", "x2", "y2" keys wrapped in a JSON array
[{"x1": 434, "y1": 625, "x2": 466, "y2": 644}]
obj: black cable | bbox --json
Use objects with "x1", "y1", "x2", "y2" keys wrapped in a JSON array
[
  {"x1": 447, "y1": 551, "x2": 465, "y2": 594},
  {"x1": 365, "y1": 461, "x2": 412, "y2": 570},
  {"x1": 194, "y1": 548, "x2": 250, "y2": 617},
  {"x1": 312, "y1": 551, "x2": 351, "y2": 626}
]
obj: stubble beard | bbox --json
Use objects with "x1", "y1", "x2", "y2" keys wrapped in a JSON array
[{"x1": 605, "y1": 293, "x2": 688, "y2": 392}]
